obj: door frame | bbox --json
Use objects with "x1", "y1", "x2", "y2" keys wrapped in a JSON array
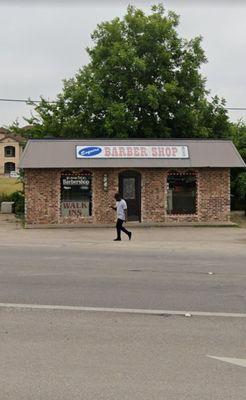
[{"x1": 119, "y1": 170, "x2": 141, "y2": 222}]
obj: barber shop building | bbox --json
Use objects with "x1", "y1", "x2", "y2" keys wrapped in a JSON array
[{"x1": 19, "y1": 139, "x2": 245, "y2": 227}]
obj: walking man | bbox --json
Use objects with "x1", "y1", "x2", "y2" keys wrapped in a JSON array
[{"x1": 111, "y1": 193, "x2": 132, "y2": 241}]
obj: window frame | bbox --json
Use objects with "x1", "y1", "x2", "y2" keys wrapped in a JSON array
[
  {"x1": 60, "y1": 170, "x2": 92, "y2": 218},
  {"x1": 4, "y1": 146, "x2": 16, "y2": 158},
  {"x1": 166, "y1": 170, "x2": 197, "y2": 216},
  {"x1": 4, "y1": 162, "x2": 16, "y2": 174}
]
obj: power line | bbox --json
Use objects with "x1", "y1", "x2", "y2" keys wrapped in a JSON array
[
  {"x1": 0, "y1": 98, "x2": 246, "y2": 110},
  {"x1": 0, "y1": 98, "x2": 57, "y2": 104},
  {"x1": 225, "y1": 108, "x2": 246, "y2": 110}
]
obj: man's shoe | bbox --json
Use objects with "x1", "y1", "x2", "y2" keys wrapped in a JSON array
[
  {"x1": 128, "y1": 232, "x2": 132, "y2": 241},
  {"x1": 114, "y1": 238, "x2": 121, "y2": 241}
]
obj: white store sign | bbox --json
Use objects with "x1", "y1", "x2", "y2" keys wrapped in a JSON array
[{"x1": 76, "y1": 145, "x2": 189, "y2": 159}]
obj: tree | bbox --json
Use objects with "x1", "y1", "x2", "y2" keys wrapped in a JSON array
[
  {"x1": 229, "y1": 121, "x2": 246, "y2": 162},
  {"x1": 229, "y1": 121, "x2": 246, "y2": 211},
  {"x1": 11, "y1": 4, "x2": 231, "y2": 139}
]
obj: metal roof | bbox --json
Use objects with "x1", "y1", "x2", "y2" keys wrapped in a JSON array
[{"x1": 19, "y1": 139, "x2": 245, "y2": 169}]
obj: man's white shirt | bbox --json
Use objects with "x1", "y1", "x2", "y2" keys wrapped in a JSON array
[{"x1": 116, "y1": 199, "x2": 127, "y2": 220}]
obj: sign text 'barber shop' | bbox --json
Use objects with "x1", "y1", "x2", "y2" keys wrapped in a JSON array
[{"x1": 76, "y1": 145, "x2": 189, "y2": 159}]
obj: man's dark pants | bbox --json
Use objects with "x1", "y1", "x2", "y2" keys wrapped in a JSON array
[{"x1": 116, "y1": 218, "x2": 130, "y2": 239}]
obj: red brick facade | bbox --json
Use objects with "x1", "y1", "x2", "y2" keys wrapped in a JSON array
[{"x1": 24, "y1": 168, "x2": 230, "y2": 226}]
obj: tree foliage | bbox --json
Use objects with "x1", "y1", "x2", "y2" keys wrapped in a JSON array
[
  {"x1": 229, "y1": 121, "x2": 246, "y2": 162},
  {"x1": 12, "y1": 4, "x2": 231, "y2": 139},
  {"x1": 229, "y1": 121, "x2": 246, "y2": 206}
]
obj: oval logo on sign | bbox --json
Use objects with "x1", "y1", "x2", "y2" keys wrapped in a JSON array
[{"x1": 78, "y1": 146, "x2": 102, "y2": 157}]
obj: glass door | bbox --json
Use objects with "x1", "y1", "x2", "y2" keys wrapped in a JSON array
[{"x1": 119, "y1": 171, "x2": 141, "y2": 221}]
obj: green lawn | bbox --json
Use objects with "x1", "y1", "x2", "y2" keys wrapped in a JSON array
[{"x1": 0, "y1": 177, "x2": 23, "y2": 195}]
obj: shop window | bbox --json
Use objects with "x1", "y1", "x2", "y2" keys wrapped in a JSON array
[
  {"x1": 4, "y1": 146, "x2": 15, "y2": 157},
  {"x1": 4, "y1": 162, "x2": 15, "y2": 174},
  {"x1": 60, "y1": 171, "x2": 92, "y2": 217},
  {"x1": 167, "y1": 171, "x2": 197, "y2": 215}
]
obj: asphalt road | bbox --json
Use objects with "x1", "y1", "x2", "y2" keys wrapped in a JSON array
[
  {"x1": 0, "y1": 221, "x2": 246, "y2": 399},
  {"x1": 0, "y1": 226, "x2": 245, "y2": 312},
  {"x1": 0, "y1": 308, "x2": 245, "y2": 400}
]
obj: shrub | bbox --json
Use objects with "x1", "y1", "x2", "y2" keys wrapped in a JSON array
[
  {"x1": 0, "y1": 193, "x2": 11, "y2": 204},
  {"x1": 9, "y1": 191, "x2": 25, "y2": 215}
]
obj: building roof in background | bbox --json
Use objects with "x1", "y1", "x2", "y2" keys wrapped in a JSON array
[
  {"x1": 0, "y1": 127, "x2": 24, "y2": 143},
  {"x1": 19, "y1": 139, "x2": 245, "y2": 169},
  {"x1": 0, "y1": 127, "x2": 9, "y2": 133}
]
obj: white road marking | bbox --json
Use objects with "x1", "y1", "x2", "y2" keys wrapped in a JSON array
[
  {"x1": 207, "y1": 356, "x2": 246, "y2": 368},
  {"x1": 0, "y1": 303, "x2": 246, "y2": 317}
]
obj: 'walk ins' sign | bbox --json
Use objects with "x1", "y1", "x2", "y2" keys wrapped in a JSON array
[{"x1": 76, "y1": 145, "x2": 189, "y2": 159}]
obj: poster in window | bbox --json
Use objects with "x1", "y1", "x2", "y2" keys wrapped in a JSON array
[
  {"x1": 61, "y1": 201, "x2": 90, "y2": 217},
  {"x1": 62, "y1": 176, "x2": 90, "y2": 190},
  {"x1": 61, "y1": 173, "x2": 92, "y2": 217}
]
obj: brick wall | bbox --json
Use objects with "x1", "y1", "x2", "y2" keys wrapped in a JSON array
[
  {"x1": 198, "y1": 168, "x2": 230, "y2": 222},
  {"x1": 142, "y1": 169, "x2": 166, "y2": 222},
  {"x1": 24, "y1": 167, "x2": 230, "y2": 226},
  {"x1": 25, "y1": 169, "x2": 60, "y2": 225},
  {"x1": 93, "y1": 169, "x2": 118, "y2": 224}
]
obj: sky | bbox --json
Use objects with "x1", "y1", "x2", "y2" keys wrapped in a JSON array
[{"x1": 0, "y1": 0, "x2": 246, "y2": 127}]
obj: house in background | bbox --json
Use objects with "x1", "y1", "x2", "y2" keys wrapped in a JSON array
[{"x1": 0, "y1": 127, "x2": 24, "y2": 175}]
